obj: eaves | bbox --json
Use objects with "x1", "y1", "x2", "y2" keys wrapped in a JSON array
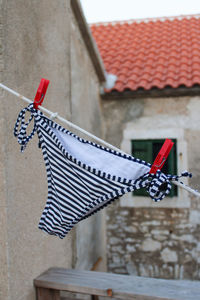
[{"x1": 101, "y1": 85, "x2": 200, "y2": 100}]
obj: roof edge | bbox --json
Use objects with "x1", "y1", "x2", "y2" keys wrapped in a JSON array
[
  {"x1": 90, "y1": 13, "x2": 200, "y2": 27},
  {"x1": 101, "y1": 85, "x2": 200, "y2": 100},
  {"x1": 71, "y1": 0, "x2": 106, "y2": 83}
]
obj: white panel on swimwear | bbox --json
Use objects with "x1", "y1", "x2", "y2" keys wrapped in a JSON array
[{"x1": 52, "y1": 128, "x2": 150, "y2": 181}]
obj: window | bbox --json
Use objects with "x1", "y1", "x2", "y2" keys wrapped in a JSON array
[
  {"x1": 120, "y1": 128, "x2": 189, "y2": 207},
  {"x1": 131, "y1": 139, "x2": 177, "y2": 197}
]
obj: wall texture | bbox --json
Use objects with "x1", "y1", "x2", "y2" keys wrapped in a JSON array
[
  {"x1": 70, "y1": 6, "x2": 106, "y2": 272},
  {"x1": 102, "y1": 96, "x2": 200, "y2": 280},
  {"x1": 0, "y1": 1, "x2": 105, "y2": 299}
]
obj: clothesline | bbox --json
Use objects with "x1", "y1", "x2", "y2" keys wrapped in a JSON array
[
  {"x1": 0, "y1": 83, "x2": 120, "y2": 151},
  {"x1": 0, "y1": 82, "x2": 200, "y2": 198}
]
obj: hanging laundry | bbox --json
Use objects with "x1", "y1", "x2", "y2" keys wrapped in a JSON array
[{"x1": 14, "y1": 104, "x2": 192, "y2": 238}]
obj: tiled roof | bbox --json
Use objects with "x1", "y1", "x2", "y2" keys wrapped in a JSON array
[{"x1": 91, "y1": 15, "x2": 200, "y2": 93}]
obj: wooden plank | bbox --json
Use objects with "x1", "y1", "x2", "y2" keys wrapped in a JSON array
[
  {"x1": 36, "y1": 287, "x2": 60, "y2": 300},
  {"x1": 91, "y1": 296, "x2": 99, "y2": 300},
  {"x1": 34, "y1": 268, "x2": 200, "y2": 300},
  {"x1": 60, "y1": 298, "x2": 83, "y2": 300}
]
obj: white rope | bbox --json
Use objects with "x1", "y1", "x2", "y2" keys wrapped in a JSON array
[
  {"x1": 0, "y1": 83, "x2": 120, "y2": 151},
  {"x1": 173, "y1": 181, "x2": 200, "y2": 197},
  {"x1": 49, "y1": 112, "x2": 58, "y2": 120},
  {"x1": 1, "y1": 82, "x2": 200, "y2": 198}
]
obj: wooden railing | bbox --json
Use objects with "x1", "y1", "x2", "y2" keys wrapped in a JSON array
[{"x1": 34, "y1": 268, "x2": 200, "y2": 300}]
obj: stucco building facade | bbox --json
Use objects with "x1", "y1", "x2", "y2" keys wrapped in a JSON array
[
  {"x1": 92, "y1": 15, "x2": 200, "y2": 279},
  {"x1": 0, "y1": 1, "x2": 107, "y2": 299},
  {"x1": 103, "y1": 95, "x2": 200, "y2": 279}
]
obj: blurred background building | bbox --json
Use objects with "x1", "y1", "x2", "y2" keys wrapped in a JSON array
[
  {"x1": 91, "y1": 16, "x2": 200, "y2": 279},
  {"x1": 1, "y1": 1, "x2": 200, "y2": 299},
  {"x1": 0, "y1": 1, "x2": 107, "y2": 299}
]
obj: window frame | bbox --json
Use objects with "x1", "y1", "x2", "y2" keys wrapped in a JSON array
[
  {"x1": 120, "y1": 127, "x2": 190, "y2": 208},
  {"x1": 131, "y1": 138, "x2": 177, "y2": 197}
]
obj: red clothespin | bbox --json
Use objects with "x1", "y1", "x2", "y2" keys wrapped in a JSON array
[
  {"x1": 33, "y1": 78, "x2": 50, "y2": 109},
  {"x1": 149, "y1": 139, "x2": 174, "y2": 174}
]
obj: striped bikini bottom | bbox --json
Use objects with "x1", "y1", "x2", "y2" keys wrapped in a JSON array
[{"x1": 14, "y1": 104, "x2": 190, "y2": 239}]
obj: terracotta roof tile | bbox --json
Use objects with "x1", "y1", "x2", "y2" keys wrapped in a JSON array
[{"x1": 91, "y1": 15, "x2": 200, "y2": 93}]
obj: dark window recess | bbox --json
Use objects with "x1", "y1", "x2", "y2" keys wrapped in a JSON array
[{"x1": 131, "y1": 139, "x2": 177, "y2": 197}]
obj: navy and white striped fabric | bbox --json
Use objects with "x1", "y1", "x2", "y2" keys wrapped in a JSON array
[{"x1": 14, "y1": 104, "x2": 192, "y2": 238}]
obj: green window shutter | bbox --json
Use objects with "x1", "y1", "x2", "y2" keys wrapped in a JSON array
[
  {"x1": 131, "y1": 139, "x2": 177, "y2": 197},
  {"x1": 131, "y1": 140, "x2": 152, "y2": 196},
  {"x1": 132, "y1": 140, "x2": 152, "y2": 163}
]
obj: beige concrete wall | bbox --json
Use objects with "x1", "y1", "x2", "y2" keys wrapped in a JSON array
[
  {"x1": 70, "y1": 9, "x2": 107, "y2": 272},
  {"x1": 0, "y1": 1, "x2": 105, "y2": 299},
  {"x1": 102, "y1": 95, "x2": 200, "y2": 279},
  {"x1": 0, "y1": 4, "x2": 8, "y2": 298}
]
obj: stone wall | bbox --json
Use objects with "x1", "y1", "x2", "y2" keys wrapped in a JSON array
[
  {"x1": 102, "y1": 96, "x2": 200, "y2": 280},
  {"x1": 107, "y1": 202, "x2": 200, "y2": 279},
  {"x1": 0, "y1": 1, "x2": 105, "y2": 299}
]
